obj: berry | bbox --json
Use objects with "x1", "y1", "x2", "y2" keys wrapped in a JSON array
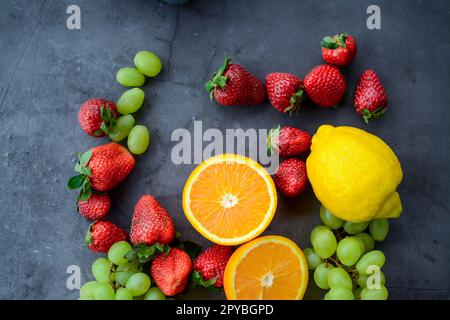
[
  {"x1": 265, "y1": 72, "x2": 304, "y2": 113},
  {"x1": 304, "y1": 65, "x2": 346, "y2": 108},
  {"x1": 78, "y1": 98, "x2": 118, "y2": 137},
  {"x1": 205, "y1": 57, "x2": 266, "y2": 106},
  {"x1": 354, "y1": 69, "x2": 388, "y2": 123},
  {"x1": 273, "y1": 158, "x2": 308, "y2": 197},
  {"x1": 267, "y1": 125, "x2": 311, "y2": 157},
  {"x1": 85, "y1": 220, "x2": 128, "y2": 253},
  {"x1": 321, "y1": 33, "x2": 357, "y2": 67}
]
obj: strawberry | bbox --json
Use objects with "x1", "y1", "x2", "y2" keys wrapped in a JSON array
[
  {"x1": 265, "y1": 72, "x2": 305, "y2": 113},
  {"x1": 85, "y1": 220, "x2": 128, "y2": 253},
  {"x1": 321, "y1": 33, "x2": 357, "y2": 67},
  {"x1": 78, "y1": 98, "x2": 118, "y2": 137},
  {"x1": 273, "y1": 158, "x2": 308, "y2": 198},
  {"x1": 130, "y1": 195, "x2": 176, "y2": 246},
  {"x1": 192, "y1": 245, "x2": 233, "y2": 288},
  {"x1": 150, "y1": 248, "x2": 193, "y2": 296},
  {"x1": 267, "y1": 125, "x2": 311, "y2": 157},
  {"x1": 304, "y1": 65, "x2": 346, "y2": 108},
  {"x1": 205, "y1": 57, "x2": 266, "y2": 106},
  {"x1": 67, "y1": 142, "x2": 135, "y2": 199},
  {"x1": 354, "y1": 69, "x2": 388, "y2": 123},
  {"x1": 78, "y1": 193, "x2": 110, "y2": 220}
]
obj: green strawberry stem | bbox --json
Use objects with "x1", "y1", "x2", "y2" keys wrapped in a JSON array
[
  {"x1": 285, "y1": 89, "x2": 304, "y2": 114},
  {"x1": 84, "y1": 222, "x2": 95, "y2": 245},
  {"x1": 205, "y1": 57, "x2": 232, "y2": 100},
  {"x1": 126, "y1": 243, "x2": 170, "y2": 264},
  {"x1": 266, "y1": 125, "x2": 281, "y2": 155},
  {"x1": 321, "y1": 32, "x2": 348, "y2": 49},
  {"x1": 95, "y1": 106, "x2": 116, "y2": 137},
  {"x1": 362, "y1": 107, "x2": 386, "y2": 124},
  {"x1": 67, "y1": 150, "x2": 93, "y2": 201},
  {"x1": 191, "y1": 270, "x2": 219, "y2": 290}
]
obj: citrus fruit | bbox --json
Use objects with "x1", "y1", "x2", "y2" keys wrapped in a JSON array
[
  {"x1": 182, "y1": 154, "x2": 277, "y2": 245},
  {"x1": 223, "y1": 235, "x2": 309, "y2": 300},
  {"x1": 306, "y1": 125, "x2": 403, "y2": 222}
]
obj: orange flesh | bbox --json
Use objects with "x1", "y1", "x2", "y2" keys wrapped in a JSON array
[
  {"x1": 189, "y1": 163, "x2": 272, "y2": 239},
  {"x1": 233, "y1": 242, "x2": 304, "y2": 300}
]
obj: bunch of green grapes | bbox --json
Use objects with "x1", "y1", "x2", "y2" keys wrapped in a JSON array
[
  {"x1": 79, "y1": 241, "x2": 166, "y2": 300},
  {"x1": 111, "y1": 51, "x2": 163, "y2": 155},
  {"x1": 304, "y1": 206, "x2": 390, "y2": 300}
]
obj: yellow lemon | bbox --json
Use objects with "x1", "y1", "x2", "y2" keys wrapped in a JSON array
[{"x1": 306, "y1": 125, "x2": 403, "y2": 222}]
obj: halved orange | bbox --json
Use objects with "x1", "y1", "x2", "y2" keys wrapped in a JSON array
[
  {"x1": 224, "y1": 235, "x2": 309, "y2": 300},
  {"x1": 182, "y1": 154, "x2": 277, "y2": 245}
]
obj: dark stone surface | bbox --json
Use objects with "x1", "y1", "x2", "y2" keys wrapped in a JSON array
[{"x1": 0, "y1": 0, "x2": 449, "y2": 300}]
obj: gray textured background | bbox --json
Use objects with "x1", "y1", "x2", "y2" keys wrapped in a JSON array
[{"x1": 1, "y1": 0, "x2": 449, "y2": 300}]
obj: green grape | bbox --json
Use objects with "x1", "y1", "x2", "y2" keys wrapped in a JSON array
[
  {"x1": 357, "y1": 270, "x2": 386, "y2": 288},
  {"x1": 327, "y1": 267, "x2": 353, "y2": 290},
  {"x1": 369, "y1": 219, "x2": 389, "y2": 241},
  {"x1": 110, "y1": 115, "x2": 135, "y2": 142},
  {"x1": 319, "y1": 205, "x2": 343, "y2": 230},
  {"x1": 115, "y1": 260, "x2": 139, "y2": 287},
  {"x1": 144, "y1": 287, "x2": 166, "y2": 300},
  {"x1": 133, "y1": 294, "x2": 145, "y2": 300},
  {"x1": 117, "y1": 88, "x2": 145, "y2": 114},
  {"x1": 354, "y1": 233, "x2": 375, "y2": 252},
  {"x1": 310, "y1": 225, "x2": 337, "y2": 258},
  {"x1": 94, "y1": 283, "x2": 115, "y2": 300},
  {"x1": 354, "y1": 287, "x2": 362, "y2": 299},
  {"x1": 303, "y1": 248, "x2": 322, "y2": 270},
  {"x1": 115, "y1": 288, "x2": 133, "y2": 300},
  {"x1": 134, "y1": 50, "x2": 162, "y2": 77},
  {"x1": 313, "y1": 263, "x2": 334, "y2": 289},
  {"x1": 126, "y1": 272, "x2": 151, "y2": 296},
  {"x1": 310, "y1": 225, "x2": 329, "y2": 243},
  {"x1": 336, "y1": 237, "x2": 364, "y2": 266},
  {"x1": 116, "y1": 67, "x2": 145, "y2": 87},
  {"x1": 343, "y1": 221, "x2": 369, "y2": 235},
  {"x1": 356, "y1": 250, "x2": 386, "y2": 275},
  {"x1": 108, "y1": 241, "x2": 133, "y2": 266},
  {"x1": 324, "y1": 287, "x2": 354, "y2": 300},
  {"x1": 360, "y1": 285, "x2": 388, "y2": 300},
  {"x1": 79, "y1": 281, "x2": 98, "y2": 300},
  {"x1": 92, "y1": 258, "x2": 113, "y2": 284},
  {"x1": 127, "y1": 125, "x2": 150, "y2": 155}
]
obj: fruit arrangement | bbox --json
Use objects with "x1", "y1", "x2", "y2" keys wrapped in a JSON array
[
  {"x1": 305, "y1": 205, "x2": 390, "y2": 300},
  {"x1": 69, "y1": 31, "x2": 403, "y2": 301}
]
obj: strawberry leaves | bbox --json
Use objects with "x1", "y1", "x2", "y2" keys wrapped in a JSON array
[
  {"x1": 191, "y1": 270, "x2": 219, "y2": 290},
  {"x1": 67, "y1": 150, "x2": 93, "y2": 201},
  {"x1": 321, "y1": 32, "x2": 348, "y2": 49},
  {"x1": 205, "y1": 56, "x2": 232, "y2": 100},
  {"x1": 94, "y1": 106, "x2": 116, "y2": 137},
  {"x1": 362, "y1": 107, "x2": 386, "y2": 124},
  {"x1": 125, "y1": 243, "x2": 170, "y2": 264},
  {"x1": 267, "y1": 125, "x2": 281, "y2": 155}
]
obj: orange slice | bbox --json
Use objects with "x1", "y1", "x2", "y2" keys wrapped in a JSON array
[
  {"x1": 182, "y1": 154, "x2": 277, "y2": 245},
  {"x1": 224, "y1": 235, "x2": 309, "y2": 300}
]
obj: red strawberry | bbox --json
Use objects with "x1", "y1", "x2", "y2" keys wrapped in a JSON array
[
  {"x1": 267, "y1": 125, "x2": 311, "y2": 157},
  {"x1": 192, "y1": 245, "x2": 233, "y2": 288},
  {"x1": 205, "y1": 57, "x2": 266, "y2": 106},
  {"x1": 304, "y1": 65, "x2": 346, "y2": 108},
  {"x1": 273, "y1": 158, "x2": 308, "y2": 198},
  {"x1": 266, "y1": 72, "x2": 305, "y2": 113},
  {"x1": 151, "y1": 248, "x2": 193, "y2": 296},
  {"x1": 354, "y1": 69, "x2": 388, "y2": 123},
  {"x1": 321, "y1": 33, "x2": 357, "y2": 67},
  {"x1": 85, "y1": 220, "x2": 128, "y2": 253},
  {"x1": 78, "y1": 193, "x2": 110, "y2": 220},
  {"x1": 78, "y1": 98, "x2": 118, "y2": 137},
  {"x1": 67, "y1": 142, "x2": 135, "y2": 200},
  {"x1": 130, "y1": 195, "x2": 176, "y2": 246}
]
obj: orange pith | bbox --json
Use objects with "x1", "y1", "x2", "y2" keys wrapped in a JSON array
[
  {"x1": 223, "y1": 235, "x2": 309, "y2": 300},
  {"x1": 182, "y1": 154, "x2": 277, "y2": 245}
]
